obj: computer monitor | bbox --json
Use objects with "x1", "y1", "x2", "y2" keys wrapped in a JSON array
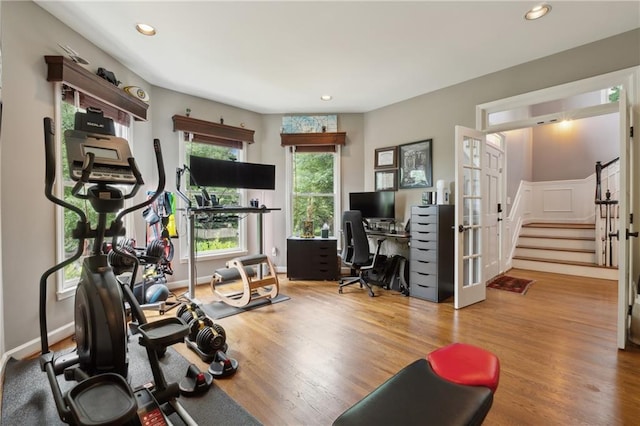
[
  {"x1": 349, "y1": 191, "x2": 395, "y2": 221},
  {"x1": 189, "y1": 155, "x2": 276, "y2": 190}
]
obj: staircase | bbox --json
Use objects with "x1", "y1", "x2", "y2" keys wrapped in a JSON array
[{"x1": 512, "y1": 222, "x2": 618, "y2": 280}]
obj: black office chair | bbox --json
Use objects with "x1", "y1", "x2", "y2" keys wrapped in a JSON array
[{"x1": 339, "y1": 210, "x2": 385, "y2": 297}]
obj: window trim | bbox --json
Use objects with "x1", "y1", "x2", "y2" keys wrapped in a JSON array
[
  {"x1": 286, "y1": 146, "x2": 341, "y2": 239},
  {"x1": 53, "y1": 83, "x2": 135, "y2": 299},
  {"x1": 177, "y1": 131, "x2": 248, "y2": 263}
]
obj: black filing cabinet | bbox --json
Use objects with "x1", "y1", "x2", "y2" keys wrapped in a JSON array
[
  {"x1": 287, "y1": 237, "x2": 339, "y2": 280},
  {"x1": 409, "y1": 205, "x2": 454, "y2": 302}
]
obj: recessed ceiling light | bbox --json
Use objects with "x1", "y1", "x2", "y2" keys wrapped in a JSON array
[
  {"x1": 136, "y1": 23, "x2": 156, "y2": 36},
  {"x1": 524, "y1": 3, "x2": 552, "y2": 20},
  {"x1": 320, "y1": 95, "x2": 333, "y2": 101}
]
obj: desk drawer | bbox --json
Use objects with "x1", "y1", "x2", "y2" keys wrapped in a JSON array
[
  {"x1": 411, "y1": 222, "x2": 437, "y2": 234},
  {"x1": 411, "y1": 247, "x2": 437, "y2": 262},
  {"x1": 411, "y1": 238, "x2": 438, "y2": 250},
  {"x1": 412, "y1": 214, "x2": 438, "y2": 225},
  {"x1": 312, "y1": 252, "x2": 335, "y2": 263},
  {"x1": 410, "y1": 275, "x2": 438, "y2": 301},
  {"x1": 412, "y1": 206, "x2": 438, "y2": 216},
  {"x1": 410, "y1": 259, "x2": 438, "y2": 275}
]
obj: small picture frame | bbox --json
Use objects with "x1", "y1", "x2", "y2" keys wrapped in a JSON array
[
  {"x1": 374, "y1": 146, "x2": 398, "y2": 169},
  {"x1": 399, "y1": 139, "x2": 432, "y2": 189},
  {"x1": 375, "y1": 170, "x2": 398, "y2": 191}
]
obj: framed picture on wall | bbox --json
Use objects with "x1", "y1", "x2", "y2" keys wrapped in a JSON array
[
  {"x1": 399, "y1": 139, "x2": 432, "y2": 189},
  {"x1": 374, "y1": 146, "x2": 398, "y2": 169},
  {"x1": 375, "y1": 170, "x2": 397, "y2": 191}
]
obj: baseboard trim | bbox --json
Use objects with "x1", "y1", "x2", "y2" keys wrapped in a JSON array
[{"x1": 2, "y1": 322, "x2": 75, "y2": 363}]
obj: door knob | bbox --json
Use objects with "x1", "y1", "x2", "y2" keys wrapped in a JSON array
[{"x1": 458, "y1": 225, "x2": 471, "y2": 233}]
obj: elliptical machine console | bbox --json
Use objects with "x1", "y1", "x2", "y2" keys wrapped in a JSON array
[{"x1": 39, "y1": 116, "x2": 195, "y2": 425}]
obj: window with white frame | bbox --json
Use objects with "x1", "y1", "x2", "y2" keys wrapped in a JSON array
[
  {"x1": 288, "y1": 147, "x2": 339, "y2": 238},
  {"x1": 57, "y1": 85, "x2": 132, "y2": 297},
  {"x1": 179, "y1": 135, "x2": 246, "y2": 259}
]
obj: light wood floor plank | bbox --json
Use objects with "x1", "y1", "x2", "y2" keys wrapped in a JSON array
[{"x1": 46, "y1": 268, "x2": 640, "y2": 424}]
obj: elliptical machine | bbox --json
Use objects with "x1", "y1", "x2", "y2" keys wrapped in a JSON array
[{"x1": 39, "y1": 116, "x2": 195, "y2": 425}]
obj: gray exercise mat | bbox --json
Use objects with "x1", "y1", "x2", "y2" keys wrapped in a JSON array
[
  {"x1": 200, "y1": 294, "x2": 290, "y2": 320},
  {"x1": 2, "y1": 339, "x2": 261, "y2": 425}
]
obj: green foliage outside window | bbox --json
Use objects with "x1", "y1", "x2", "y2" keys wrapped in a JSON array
[
  {"x1": 608, "y1": 86, "x2": 621, "y2": 102},
  {"x1": 292, "y1": 152, "x2": 335, "y2": 236},
  {"x1": 186, "y1": 141, "x2": 241, "y2": 254},
  {"x1": 61, "y1": 103, "x2": 117, "y2": 281}
]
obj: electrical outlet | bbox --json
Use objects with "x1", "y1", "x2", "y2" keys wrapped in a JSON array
[{"x1": 271, "y1": 247, "x2": 278, "y2": 257}]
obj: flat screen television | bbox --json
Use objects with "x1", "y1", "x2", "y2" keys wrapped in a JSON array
[
  {"x1": 189, "y1": 155, "x2": 276, "y2": 190},
  {"x1": 349, "y1": 191, "x2": 395, "y2": 220}
]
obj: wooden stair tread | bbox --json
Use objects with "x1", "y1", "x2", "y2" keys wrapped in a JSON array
[
  {"x1": 518, "y1": 235, "x2": 594, "y2": 241},
  {"x1": 523, "y1": 223, "x2": 595, "y2": 229},
  {"x1": 516, "y1": 245, "x2": 595, "y2": 254},
  {"x1": 513, "y1": 255, "x2": 617, "y2": 269}
]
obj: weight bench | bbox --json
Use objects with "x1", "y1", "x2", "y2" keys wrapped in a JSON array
[
  {"x1": 210, "y1": 254, "x2": 279, "y2": 307},
  {"x1": 333, "y1": 343, "x2": 499, "y2": 426}
]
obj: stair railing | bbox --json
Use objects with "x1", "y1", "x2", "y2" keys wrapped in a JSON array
[{"x1": 594, "y1": 158, "x2": 620, "y2": 267}]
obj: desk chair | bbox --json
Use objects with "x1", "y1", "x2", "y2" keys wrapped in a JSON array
[{"x1": 339, "y1": 210, "x2": 385, "y2": 297}]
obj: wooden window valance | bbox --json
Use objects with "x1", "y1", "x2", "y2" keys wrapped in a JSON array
[
  {"x1": 173, "y1": 115, "x2": 255, "y2": 149},
  {"x1": 45, "y1": 55, "x2": 148, "y2": 121},
  {"x1": 182, "y1": 132, "x2": 243, "y2": 149},
  {"x1": 280, "y1": 132, "x2": 346, "y2": 147}
]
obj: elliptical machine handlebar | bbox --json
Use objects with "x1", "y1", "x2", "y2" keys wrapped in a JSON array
[
  {"x1": 43, "y1": 117, "x2": 87, "y2": 223},
  {"x1": 40, "y1": 118, "x2": 89, "y2": 354},
  {"x1": 110, "y1": 139, "x2": 166, "y2": 279}
]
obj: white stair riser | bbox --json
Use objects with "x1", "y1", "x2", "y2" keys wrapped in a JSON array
[
  {"x1": 520, "y1": 228, "x2": 594, "y2": 239},
  {"x1": 518, "y1": 237, "x2": 594, "y2": 250},
  {"x1": 515, "y1": 247, "x2": 596, "y2": 263},
  {"x1": 512, "y1": 259, "x2": 618, "y2": 280}
]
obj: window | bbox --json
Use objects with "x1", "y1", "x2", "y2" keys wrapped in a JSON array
[
  {"x1": 289, "y1": 148, "x2": 339, "y2": 237},
  {"x1": 179, "y1": 136, "x2": 245, "y2": 259},
  {"x1": 56, "y1": 85, "x2": 132, "y2": 298}
]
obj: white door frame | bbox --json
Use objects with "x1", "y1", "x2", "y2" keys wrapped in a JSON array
[
  {"x1": 476, "y1": 67, "x2": 639, "y2": 349},
  {"x1": 484, "y1": 140, "x2": 505, "y2": 281}
]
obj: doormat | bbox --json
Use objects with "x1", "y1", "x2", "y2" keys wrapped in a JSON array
[
  {"x1": 200, "y1": 293, "x2": 290, "y2": 319},
  {"x1": 487, "y1": 275, "x2": 534, "y2": 295}
]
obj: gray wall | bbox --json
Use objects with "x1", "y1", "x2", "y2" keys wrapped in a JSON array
[
  {"x1": 504, "y1": 128, "x2": 533, "y2": 212},
  {"x1": 532, "y1": 113, "x2": 619, "y2": 181},
  {"x1": 1, "y1": 1, "x2": 152, "y2": 352},
  {"x1": 1, "y1": 0, "x2": 639, "y2": 354},
  {"x1": 364, "y1": 29, "x2": 640, "y2": 221}
]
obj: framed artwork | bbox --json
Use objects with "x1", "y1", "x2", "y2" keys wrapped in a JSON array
[
  {"x1": 374, "y1": 146, "x2": 398, "y2": 169},
  {"x1": 375, "y1": 169, "x2": 397, "y2": 191},
  {"x1": 399, "y1": 139, "x2": 432, "y2": 189}
]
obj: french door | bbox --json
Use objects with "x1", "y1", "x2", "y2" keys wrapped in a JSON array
[{"x1": 454, "y1": 126, "x2": 487, "y2": 309}]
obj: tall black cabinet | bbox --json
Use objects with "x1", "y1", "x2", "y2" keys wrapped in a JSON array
[{"x1": 409, "y1": 205, "x2": 454, "y2": 302}]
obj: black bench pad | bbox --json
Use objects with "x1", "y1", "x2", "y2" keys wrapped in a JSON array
[{"x1": 333, "y1": 359, "x2": 493, "y2": 426}]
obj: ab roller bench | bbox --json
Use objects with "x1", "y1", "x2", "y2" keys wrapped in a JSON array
[{"x1": 333, "y1": 343, "x2": 500, "y2": 426}]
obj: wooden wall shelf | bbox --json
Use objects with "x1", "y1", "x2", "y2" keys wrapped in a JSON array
[
  {"x1": 172, "y1": 115, "x2": 255, "y2": 144},
  {"x1": 280, "y1": 132, "x2": 346, "y2": 146},
  {"x1": 44, "y1": 56, "x2": 149, "y2": 121}
]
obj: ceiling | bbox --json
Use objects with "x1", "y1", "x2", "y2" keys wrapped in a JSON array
[{"x1": 36, "y1": 1, "x2": 640, "y2": 114}]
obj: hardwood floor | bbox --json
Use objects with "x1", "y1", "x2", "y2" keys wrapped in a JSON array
[{"x1": 44, "y1": 269, "x2": 640, "y2": 425}]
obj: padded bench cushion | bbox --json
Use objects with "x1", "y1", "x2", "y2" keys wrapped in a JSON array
[
  {"x1": 427, "y1": 343, "x2": 500, "y2": 393},
  {"x1": 213, "y1": 266, "x2": 256, "y2": 282},
  {"x1": 333, "y1": 359, "x2": 493, "y2": 426}
]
